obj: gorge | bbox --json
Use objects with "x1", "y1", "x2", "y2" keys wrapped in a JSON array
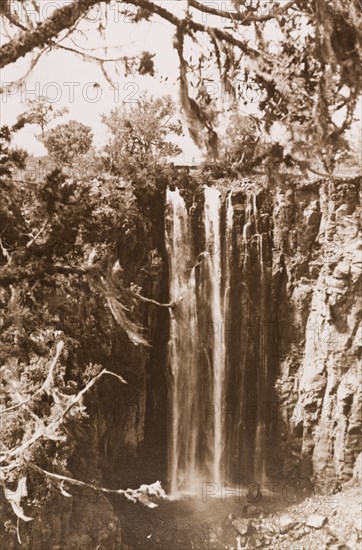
[
  {"x1": 2, "y1": 175, "x2": 361, "y2": 550},
  {"x1": 161, "y1": 176, "x2": 361, "y2": 495},
  {"x1": 125, "y1": 174, "x2": 361, "y2": 549}
]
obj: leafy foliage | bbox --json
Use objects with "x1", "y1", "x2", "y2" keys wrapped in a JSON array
[
  {"x1": 0, "y1": 121, "x2": 164, "y2": 532},
  {"x1": 101, "y1": 94, "x2": 182, "y2": 177},
  {"x1": 41, "y1": 120, "x2": 93, "y2": 167},
  {"x1": 205, "y1": 114, "x2": 267, "y2": 177},
  {"x1": 14, "y1": 96, "x2": 68, "y2": 134},
  {"x1": 101, "y1": 94, "x2": 184, "y2": 213},
  {"x1": 0, "y1": 125, "x2": 27, "y2": 178}
]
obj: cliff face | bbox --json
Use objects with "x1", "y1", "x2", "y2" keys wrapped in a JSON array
[
  {"x1": 67, "y1": 176, "x2": 361, "y2": 534},
  {"x1": 5, "y1": 177, "x2": 359, "y2": 550},
  {"x1": 272, "y1": 177, "x2": 361, "y2": 487},
  {"x1": 108, "y1": 176, "x2": 361, "y2": 489}
]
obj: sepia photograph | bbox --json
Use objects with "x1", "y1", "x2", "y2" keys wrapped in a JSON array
[{"x1": 0, "y1": 1, "x2": 361, "y2": 549}]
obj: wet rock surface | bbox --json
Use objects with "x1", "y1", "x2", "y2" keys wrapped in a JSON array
[{"x1": 232, "y1": 518, "x2": 251, "y2": 535}]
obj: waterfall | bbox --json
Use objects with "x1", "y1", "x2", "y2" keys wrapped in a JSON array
[
  {"x1": 250, "y1": 193, "x2": 267, "y2": 482},
  {"x1": 165, "y1": 185, "x2": 271, "y2": 494},
  {"x1": 203, "y1": 186, "x2": 225, "y2": 485},
  {"x1": 165, "y1": 188, "x2": 200, "y2": 494}
]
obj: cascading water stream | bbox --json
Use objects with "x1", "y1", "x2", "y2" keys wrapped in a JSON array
[
  {"x1": 203, "y1": 186, "x2": 225, "y2": 485},
  {"x1": 251, "y1": 193, "x2": 267, "y2": 482},
  {"x1": 165, "y1": 188, "x2": 200, "y2": 494},
  {"x1": 221, "y1": 191, "x2": 234, "y2": 476},
  {"x1": 165, "y1": 185, "x2": 270, "y2": 495}
]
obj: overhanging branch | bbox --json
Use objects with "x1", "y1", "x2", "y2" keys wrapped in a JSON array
[
  {"x1": 189, "y1": 0, "x2": 296, "y2": 24},
  {"x1": 0, "y1": 0, "x2": 99, "y2": 68},
  {"x1": 0, "y1": 0, "x2": 259, "y2": 70}
]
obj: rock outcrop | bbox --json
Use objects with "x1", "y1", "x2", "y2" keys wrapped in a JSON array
[{"x1": 272, "y1": 176, "x2": 361, "y2": 486}]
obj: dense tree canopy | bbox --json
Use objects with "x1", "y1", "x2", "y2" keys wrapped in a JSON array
[
  {"x1": 41, "y1": 120, "x2": 93, "y2": 167},
  {"x1": 0, "y1": 121, "x2": 161, "y2": 530},
  {"x1": 0, "y1": 0, "x2": 361, "y2": 171},
  {"x1": 101, "y1": 94, "x2": 182, "y2": 177}
]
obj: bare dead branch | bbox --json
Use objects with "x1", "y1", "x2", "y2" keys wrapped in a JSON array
[
  {"x1": 61, "y1": 368, "x2": 127, "y2": 419},
  {"x1": 131, "y1": 291, "x2": 177, "y2": 309},
  {"x1": 27, "y1": 462, "x2": 167, "y2": 507},
  {"x1": 0, "y1": 237, "x2": 12, "y2": 263},
  {"x1": 0, "y1": 0, "x2": 258, "y2": 70},
  {"x1": 0, "y1": 47, "x2": 49, "y2": 94},
  {"x1": 26, "y1": 214, "x2": 53, "y2": 249},
  {"x1": 0, "y1": 367, "x2": 126, "y2": 463},
  {"x1": 49, "y1": 39, "x2": 129, "y2": 64},
  {"x1": 0, "y1": 0, "x2": 100, "y2": 68}
]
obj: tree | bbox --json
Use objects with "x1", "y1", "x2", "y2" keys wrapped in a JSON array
[
  {"x1": 0, "y1": 125, "x2": 27, "y2": 178},
  {"x1": 13, "y1": 96, "x2": 68, "y2": 135},
  {"x1": 101, "y1": 94, "x2": 184, "y2": 214},
  {"x1": 0, "y1": 140, "x2": 170, "y2": 539},
  {"x1": 41, "y1": 120, "x2": 93, "y2": 167},
  {"x1": 214, "y1": 114, "x2": 266, "y2": 175},
  {"x1": 0, "y1": 1, "x2": 361, "y2": 173},
  {"x1": 200, "y1": 113, "x2": 274, "y2": 179},
  {"x1": 0, "y1": 126, "x2": 29, "y2": 264},
  {"x1": 101, "y1": 94, "x2": 182, "y2": 178}
]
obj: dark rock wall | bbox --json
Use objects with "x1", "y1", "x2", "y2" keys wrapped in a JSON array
[
  {"x1": 100, "y1": 176, "x2": 361, "y2": 490},
  {"x1": 272, "y1": 177, "x2": 361, "y2": 486}
]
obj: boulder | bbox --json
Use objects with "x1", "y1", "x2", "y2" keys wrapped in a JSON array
[
  {"x1": 306, "y1": 514, "x2": 328, "y2": 529},
  {"x1": 232, "y1": 518, "x2": 251, "y2": 536},
  {"x1": 278, "y1": 514, "x2": 297, "y2": 533}
]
